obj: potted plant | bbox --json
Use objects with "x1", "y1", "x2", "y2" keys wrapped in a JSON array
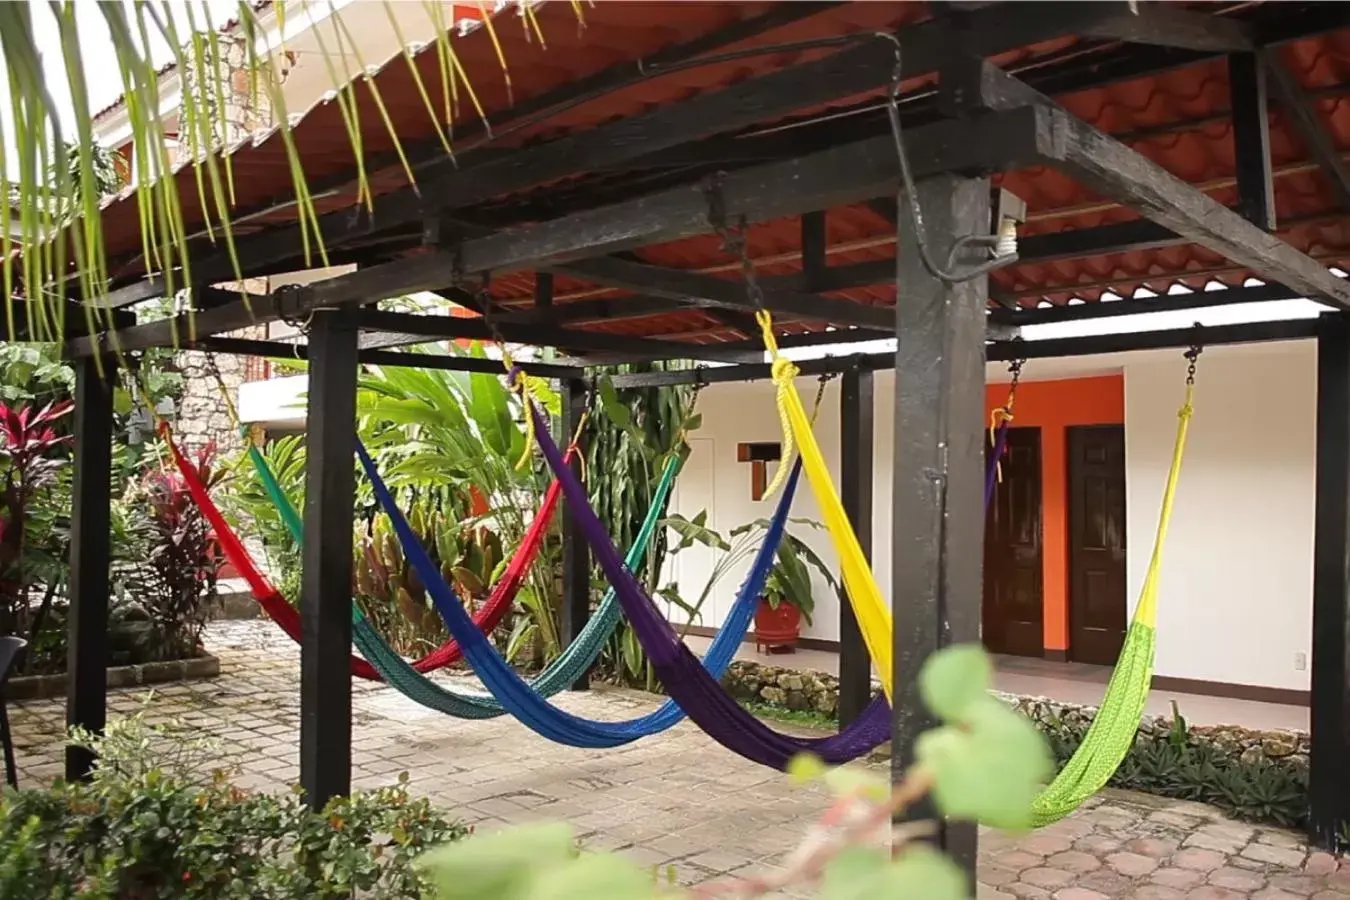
[
  {"x1": 754, "y1": 533, "x2": 836, "y2": 654},
  {"x1": 661, "y1": 511, "x2": 838, "y2": 655}
]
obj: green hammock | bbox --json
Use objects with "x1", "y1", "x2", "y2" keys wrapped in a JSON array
[
  {"x1": 1026, "y1": 381, "x2": 1194, "y2": 826},
  {"x1": 247, "y1": 442, "x2": 681, "y2": 718}
]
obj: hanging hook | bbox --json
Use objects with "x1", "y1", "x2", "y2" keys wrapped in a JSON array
[{"x1": 1184, "y1": 323, "x2": 1204, "y2": 385}]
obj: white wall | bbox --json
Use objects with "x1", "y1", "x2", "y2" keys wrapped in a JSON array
[
  {"x1": 663, "y1": 342, "x2": 1318, "y2": 691},
  {"x1": 1123, "y1": 342, "x2": 1316, "y2": 691},
  {"x1": 662, "y1": 376, "x2": 847, "y2": 640}
]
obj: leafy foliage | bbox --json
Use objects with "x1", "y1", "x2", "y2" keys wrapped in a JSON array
[
  {"x1": 587, "y1": 367, "x2": 698, "y2": 687},
  {"x1": 660, "y1": 512, "x2": 836, "y2": 625},
  {"x1": 0, "y1": 399, "x2": 73, "y2": 647},
  {"x1": 0, "y1": 705, "x2": 465, "y2": 899},
  {"x1": 117, "y1": 442, "x2": 225, "y2": 662},
  {"x1": 1026, "y1": 701, "x2": 1308, "y2": 829}
]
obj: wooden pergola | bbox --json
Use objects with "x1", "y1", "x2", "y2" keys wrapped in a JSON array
[{"x1": 19, "y1": 0, "x2": 1350, "y2": 875}]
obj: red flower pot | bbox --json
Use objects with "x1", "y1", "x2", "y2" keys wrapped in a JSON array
[{"x1": 754, "y1": 598, "x2": 801, "y2": 654}]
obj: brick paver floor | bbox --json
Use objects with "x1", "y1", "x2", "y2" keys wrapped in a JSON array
[{"x1": 9, "y1": 621, "x2": 1344, "y2": 898}]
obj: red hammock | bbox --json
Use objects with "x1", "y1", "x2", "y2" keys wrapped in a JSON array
[{"x1": 163, "y1": 427, "x2": 569, "y2": 681}]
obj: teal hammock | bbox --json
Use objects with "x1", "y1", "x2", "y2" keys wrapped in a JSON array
[{"x1": 248, "y1": 445, "x2": 681, "y2": 718}]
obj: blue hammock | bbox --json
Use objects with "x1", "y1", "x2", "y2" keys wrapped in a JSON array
[{"x1": 355, "y1": 438, "x2": 799, "y2": 747}]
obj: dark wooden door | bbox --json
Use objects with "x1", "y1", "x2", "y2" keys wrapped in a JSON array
[
  {"x1": 983, "y1": 427, "x2": 1044, "y2": 657},
  {"x1": 1068, "y1": 425, "x2": 1128, "y2": 665}
]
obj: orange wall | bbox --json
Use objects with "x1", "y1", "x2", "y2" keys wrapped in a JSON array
[{"x1": 984, "y1": 375, "x2": 1124, "y2": 651}]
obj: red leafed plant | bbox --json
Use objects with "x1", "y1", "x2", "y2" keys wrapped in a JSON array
[
  {"x1": 0, "y1": 400, "x2": 74, "y2": 636},
  {"x1": 122, "y1": 442, "x2": 225, "y2": 662}
]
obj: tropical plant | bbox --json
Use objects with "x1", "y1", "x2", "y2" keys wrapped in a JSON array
[
  {"x1": 0, "y1": 343, "x2": 75, "y2": 406},
  {"x1": 357, "y1": 348, "x2": 563, "y2": 661},
  {"x1": 661, "y1": 511, "x2": 838, "y2": 626},
  {"x1": 588, "y1": 368, "x2": 699, "y2": 687},
  {"x1": 0, "y1": 399, "x2": 73, "y2": 645},
  {"x1": 0, "y1": 703, "x2": 466, "y2": 899},
  {"x1": 1, "y1": 2, "x2": 533, "y2": 351},
  {"x1": 220, "y1": 432, "x2": 306, "y2": 602},
  {"x1": 118, "y1": 441, "x2": 224, "y2": 662},
  {"x1": 415, "y1": 644, "x2": 1053, "y2": 899},
  {"x1": 354, "y1": 498, "x2": 505, "y2": 657}
]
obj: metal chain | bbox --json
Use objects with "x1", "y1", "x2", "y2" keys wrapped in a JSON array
[
  {"x1": 1184, "y1": 324, "x2": 1204, "y2": 385},
  {"x1": 705, "y1": 175, "x2": 767, "y2": 314}
]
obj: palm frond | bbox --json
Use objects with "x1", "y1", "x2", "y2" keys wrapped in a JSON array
[{"x1": 2, "y1": 0, "x2": 575, "y2": 349}]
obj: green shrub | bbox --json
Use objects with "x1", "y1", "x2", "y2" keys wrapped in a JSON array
[
  {"x1": 1040, "y1": 703, "x2": 1308, "y2": 828},
  {"x1": 0, "y1": 705, "x2": 466, "y2": 898}
]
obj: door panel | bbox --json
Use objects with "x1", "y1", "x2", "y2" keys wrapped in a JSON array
[
  {"x1": 983, "y1": 427, "x2": 1045, "y2": 657},
  {"x1": 1068, "y1": 425, "x2": 1127, "y2": 665}
]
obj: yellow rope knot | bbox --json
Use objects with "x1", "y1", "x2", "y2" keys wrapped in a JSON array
[
  {"x1": 758, "y1": 311, "x2": 799, "y2": 499},
  {"x1": 500, "y1": 346, "x2": 536, "y2": 471}
]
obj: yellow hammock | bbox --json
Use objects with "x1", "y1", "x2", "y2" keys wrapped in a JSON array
[{"x1": 751, "y1": 310, "x2": 1195, "y2": 826}]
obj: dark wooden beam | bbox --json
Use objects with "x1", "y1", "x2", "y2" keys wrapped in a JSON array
[
  {"x1": 839, "y1": 365, "x2": 874, "y2": 728},
  {"x1": 1229, "y1": 52, "x2": 1277, "y2": 231},
  {"x1": 607, "y1": 317, "x2": 1319, "y2": 387},
  {"x1": 995, "y1": 316, "x2": 1318, "y2": 360},
  {"x1": 2, "y1": 302, "x2": 134, "y2": 342},
  {"x1": 990, "y1": 282, "x2": 1312, "y2": 326},
  {"x1": 495, "y1": 296, "x2": 698, "y2": 328},
  {"x1": 197, "y1": 336, "x2": 581, "y2": 378},
  {"x1": 560, "y1": 378, "x2": 591, "y2": 690},
  {"x1": 65, "y1": 356, "x2": 113, "y2": 782},
  {"x1": 968, "y1": 61, "x2": 1350, "y2": 310},
  {"x1": 1264, "y1": 51, "x2": 1350, "y2": 212},
  {"x1": 801, "y1": 211, "x2": 829, "y2": 292},
  {"x1": 554, "y1": 258, "x2": 893, "y2": 331},
  {"x1": 352, "y1": 310, "x2": 760, "y2": 361},
  {"x1": 534, "y1": 272, "x2": 554, "y2": 310},
  {"x1": 298, "y1": 309, "x2": 358, "y2": 810},
  {"x1": 892, "y1": 174, "x2": 987, "y2": 877},
  {"x1": 1015, "y1": 220, "x2": 1183, "y2": 264},
  {"x1": 864, "y1": 198, "x2": 899, "y2": 226},
  {"x1": 298, "y1": 109, "x2": 1048, "y2": 314},
  {"x1": 1311, "y1": 310, "x2": 1350, "y2": 850},
  {"x1": 1083, "y1": 5, "x2": 1254, "y2": 53}
]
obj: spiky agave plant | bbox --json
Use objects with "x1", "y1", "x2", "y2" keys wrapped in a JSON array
[{"x1": 0, "y1": 1, "x2": 558, "y2": 353}]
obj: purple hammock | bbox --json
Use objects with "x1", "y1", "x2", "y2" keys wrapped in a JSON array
[
  {"x1": 521, "y1": 377, "x2": 1011, "y2": 770},
  {"x1": 522, "y1": 388, "x2": 890, "y2": 769}
]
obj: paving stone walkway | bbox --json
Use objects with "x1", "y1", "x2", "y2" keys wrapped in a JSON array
[{"x1": 8, "y1": 622, "x2": 1344, "y2": 898}]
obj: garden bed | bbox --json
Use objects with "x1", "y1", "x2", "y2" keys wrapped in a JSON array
[
  {"x1": 719, "y1": 658, "x2": 1310, "y2": 829},
  {"x1": 7, "y1": 651, "x2": 220, "y2": 701}
]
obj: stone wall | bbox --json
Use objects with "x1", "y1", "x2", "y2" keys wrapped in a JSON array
[
  {"x1": 170, "y1": 29, "x2": 287, "y2": 454},
  {"x1": 173, "y1": 349, "x2": 250, "y2": 454},
  {"x1": 718, "y1": 658, "x2": 1309, "y2": 772}
]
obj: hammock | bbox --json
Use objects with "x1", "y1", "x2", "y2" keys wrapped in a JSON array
[
  {"x1": 1027, "y1": 380, "x2": 1193, "y2": 825},
  {"x1": 360, "y1": 436, "x2": 865, "y2": 754},
  {"x1": 492, "y1": 398, "x2": 892, "y2": 768},
  {"x1": 163, "y1": 427, "x2": 566, "y2": 681},
  {"x1": 750, "y1": 310, "x2": 1197, "y2": 824},
  {"x1": 253, "y1": 445, "x2": 684, "y2": 718}
]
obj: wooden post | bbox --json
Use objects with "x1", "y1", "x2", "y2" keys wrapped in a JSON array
[
  {"x1": 561, "y1": 378, "x2": 591, "y2": 690},
  {"x1": 65, "y1": 356, "x2": 114, "y2": 781},
  {"x1": 839, "y1": 365, "x2": 874, "y2": 726},
  {"x1": 299, "y1": 309, "x2": 358, "y2": 810},
  {"x1": 1310, "y1": 311, "x2": 1350, "y2": 849},
  {"x1": 892, "y1": 174, "x2": 989, "y2": 883}
]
